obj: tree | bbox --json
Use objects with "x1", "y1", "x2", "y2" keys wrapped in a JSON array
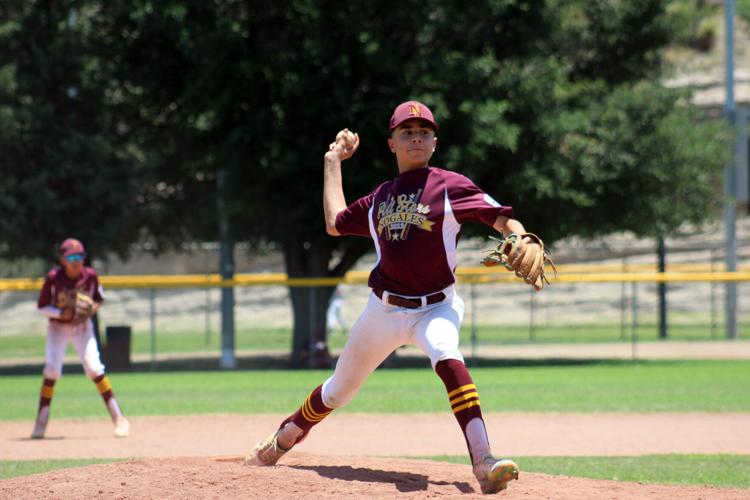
[
  {"x1": 0, "y1": 1, "x2": 148, "y2": 261},
  {"x1": 99, "y1": 0, "x2": 729, "y2": 366},
  {"x1": 3, "y1": 1, "x2": 730, "y2": 366}
]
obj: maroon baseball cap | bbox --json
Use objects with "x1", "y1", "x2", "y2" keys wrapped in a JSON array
[
  {"x1": 388, "y1": 101, "x2": 438, "y2": 133},
  {"x1": 59, "y1": 238, "x2": 85, "y2": 257}
]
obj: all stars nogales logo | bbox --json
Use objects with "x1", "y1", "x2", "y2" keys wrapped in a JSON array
[{"x1": 377, "y1": 190, "x2": 434, "y2": 241}]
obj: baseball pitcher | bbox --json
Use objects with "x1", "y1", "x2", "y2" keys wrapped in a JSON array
[{"x1": 246, "y1": 101, "x2": 553, "y2": 494}]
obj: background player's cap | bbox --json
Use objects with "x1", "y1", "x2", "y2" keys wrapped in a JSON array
[
  {"x1": 388, "y1": 101, "x2": 438, "y2": 133},
  {"x1": 59, "y1": 238, "x2": 85, "y2": 257}
]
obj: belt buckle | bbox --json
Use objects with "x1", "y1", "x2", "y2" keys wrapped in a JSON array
[{"x1": 392, "y1": 293, "x2": 424, "y2": 309}]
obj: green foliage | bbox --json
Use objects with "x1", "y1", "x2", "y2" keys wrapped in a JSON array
[
  {"x1": 739, "y1": 0, "x2": 750, "y2": 25},
  {"x1": 431, "y1": 454, "x2": 750, "y2": 488},
  {"x1": 0, "y1": 1, "x2": 150, "y2": 260},
  {"x1": 515, "y1": 83, "x2": 731, "y2": 240},
  {"x1": 667, "y1": 0, "x2": 720, "y2": 51},
  {"x1": 1, "y1": 361, "x2": 748, "y2": 419},
  {"x1": 0, "y1": 1, "x2": 733, "y2": 360},
  {"x1": 86, "y1": 0, "x2": 731, "y2": 250},
  {"x1": 0, "y1": 1, "x2": 732, "y2": 252}
]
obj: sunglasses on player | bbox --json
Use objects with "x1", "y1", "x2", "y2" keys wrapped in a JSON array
[{"x1": 64, "y1": 254, "x2": 84, "y2": 263}]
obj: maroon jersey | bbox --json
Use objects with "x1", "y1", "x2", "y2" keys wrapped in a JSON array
[
  {"x1": 335, "y1": 167, "x2": 513, "y2": 295},
  {"x1": 37, "y1": 267, "x2": 104, "y2": 322}
]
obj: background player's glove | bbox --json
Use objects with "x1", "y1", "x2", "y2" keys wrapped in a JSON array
[
  {"x1": 481, "y1": 233, "x2": 557, "y2": 291},
  {"x1": 59, "y1": 306, "x2": 75, "y2": 322},
  {"x1": 73, "y1": 293, "x2": 95, "y2": 324}
]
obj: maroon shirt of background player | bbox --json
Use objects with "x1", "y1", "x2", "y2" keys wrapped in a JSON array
[
  {"x1": 335, "y1": 166, "x2": 513, "y2": 296},
  {"x1": 37, "y1": 267, "x2": 104, "y2": 323}
]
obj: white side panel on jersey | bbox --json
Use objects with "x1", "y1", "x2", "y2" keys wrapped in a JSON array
[
  {"x1": 367, "y1": 204, "x2": 382, "y2": 268},
  {"x1": 443, "y1": 189, "x2": 461, "y2": 279}
]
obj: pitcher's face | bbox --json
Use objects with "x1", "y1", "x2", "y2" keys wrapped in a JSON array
[{"x1": 388, "y1": 119, "x2": 437, "y2": 171}]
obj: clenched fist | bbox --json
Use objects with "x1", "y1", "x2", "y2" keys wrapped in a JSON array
[
  {"x1": 326, "y1": 128, "x2": 359, "y2": 162},
  {"x1": 336, "y1": 129, "x2": 357, "y2": 149}
]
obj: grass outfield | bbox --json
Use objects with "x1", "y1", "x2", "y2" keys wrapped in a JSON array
[
  {"x1": 1, "y1": 323, "x2": 744, "y2": 360},
  {"x1": 2, "y1": 455, "x2": 749, "y2": 488},
  {"x1": 1, "y1": 360, "x2": 749, "y2": 420},
  {"x1": 429, "y1": 454, "x2": 750, "y2": 489},
  {"x1": 0, "y1": 459, "x2": 125, "y2": 480},
  {"x1": 2, "y1": 361, "x2": 748, "y2": 488}
]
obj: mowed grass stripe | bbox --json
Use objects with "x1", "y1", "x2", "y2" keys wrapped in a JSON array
[
  {"x1": 1, "y1": 361, "x2": 749, "y2": 420},
  {"x1": 0, "y1": 459, "x2": 124, "y2": 480},
  {"x1": 426, "y1": 454, "x2": 750, "y2": 489}
]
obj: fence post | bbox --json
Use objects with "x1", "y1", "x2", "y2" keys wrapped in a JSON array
[
  {"x1": 630, "y1": 281, "x2": 638, "y2": 361},
  {"x1": 204, "y1": 250, "x2": 211, "y2": 348},
  {"x1": 205, "y1": 285, "x2": 211, "y2": 347},
  {"x1": 308, "y1": 286, "x2": 316, "y2": 369},
  {"x1": 529, "y1": 286, "x2": 536, "y2": 341},
  {"x1": 620, "y1": 255, "x2": 627, "y2": 340},
  {"x1": 149, "y1": 288, "x2": 156, "y2": 371},
  {"x1": 470, "y1": 283, "x2": 477, "y2": 364},
  {"x1": 711, "y1": 248, "x2": 718, "y2": 339}
]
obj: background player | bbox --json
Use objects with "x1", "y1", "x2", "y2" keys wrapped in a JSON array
[
  {"x1": 246, "y1": 101, "x2": 544, "y2": 494},
  {"x1": 31, "y1": 238, "x2": 130, "y2": 439}
]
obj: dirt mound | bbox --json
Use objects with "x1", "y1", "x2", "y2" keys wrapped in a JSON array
[{"x1": 1, "y1": 454, "x2": 745, "y2": 499}]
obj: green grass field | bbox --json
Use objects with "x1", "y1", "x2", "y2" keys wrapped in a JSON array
[
  {"x1": 2, "y1": 361, "x2": 749, "y2": 488},
  {"x1": 2, "y1": 361, "x2": 750, "y2": 420},
  {"x1": 0, "y1": 322, "x2": 742, "y2": 360},
  {"x1": 429, "y1": 454, "x2": 750, "y2": 489}
]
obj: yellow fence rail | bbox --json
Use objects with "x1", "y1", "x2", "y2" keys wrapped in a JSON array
[{"x1": 2, "y1": 266, "x2": 750, "y2": 291}]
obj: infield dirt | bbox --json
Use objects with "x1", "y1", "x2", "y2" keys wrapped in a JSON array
[{"x1": 2, "y1": 413, "x2": 749, "y2": 499}]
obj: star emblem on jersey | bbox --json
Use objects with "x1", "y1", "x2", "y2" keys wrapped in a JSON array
[{"x1": 377, "y1": 190, "x2": 434, "y2": 241}]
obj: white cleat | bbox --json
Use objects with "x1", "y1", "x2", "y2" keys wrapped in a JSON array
[
  {"x1": 244, "y1": 431, "x2": 290, "y2": 466},
  {"x1": 472, "y1": 456, "x2": 519, "y2": 494},
  {"x1": 114, "y1": 417, "x2": 130, "y2": 438}
]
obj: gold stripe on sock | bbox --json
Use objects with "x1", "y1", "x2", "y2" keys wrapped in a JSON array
[
  {"x1": 452, "y1": 400, "x2": 481, "y2": 414},
  {"x1": 96, "y1": 376, "x2": 112, "y2": 394},
  {"x1": 303, "y1": 394, "x2": 330, "y2": 419},
  {"x1": 301, "y1": 397, "x2": 333, "y2": 422},
  {"x1": 447, "y1": 383, "x2": 476, "y2": 399},
  {"x1": 450, "y1": 390, "x2": 478, "y2": 406},
  {"x1": 301, "y1": 401, "x2": 328, "y2": 422}
]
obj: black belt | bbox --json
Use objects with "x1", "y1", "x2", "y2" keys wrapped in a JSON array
[{"x1": 373, "y1": 288, "x2": 446, "y2": 309}]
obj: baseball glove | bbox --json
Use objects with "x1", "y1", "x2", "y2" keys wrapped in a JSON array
[
  {"x1": 73, "y1": 293, "x2": 95, "y2": 323},
  {"x1": 480, "y1": 233, "x2": 557, "y2": 291}
]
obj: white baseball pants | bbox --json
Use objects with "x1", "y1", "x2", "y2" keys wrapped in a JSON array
[
  {"x1": 43, "y1": 320, "x2": 105, "y2": 380},
  {"x1": 322, "y1": 286, "x2": 464, "y2": 409}
]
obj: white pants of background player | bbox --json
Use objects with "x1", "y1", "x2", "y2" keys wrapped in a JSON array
[
  {"x1": 43, "y1": 320, "x2": 105, "y2": 381},
  {"x1": 321, "y1": 285, "x2": 464, "y2": 408}
]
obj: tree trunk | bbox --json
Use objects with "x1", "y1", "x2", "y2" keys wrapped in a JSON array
[{"x1": 283, "y1": 236, "x2": 370, "y2": 368}]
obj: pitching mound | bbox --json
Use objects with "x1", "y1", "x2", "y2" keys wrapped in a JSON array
[{"x1": 1, "y1": 453, "x2": 745, "y2": 499}]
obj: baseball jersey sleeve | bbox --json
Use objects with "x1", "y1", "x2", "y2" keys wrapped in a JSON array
[
  {"x1": 37, "y1": 272, "x2": 54, "y2": 308},
  {"x1": 89, "y1": 270, "x2": 105, "y2": 303},
  {"x1": 335, "y1": 192, "x2": 375, "y2": 237},
  {"x1": 446, "y1": 173, "x2": 514, "y2": 227}
]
